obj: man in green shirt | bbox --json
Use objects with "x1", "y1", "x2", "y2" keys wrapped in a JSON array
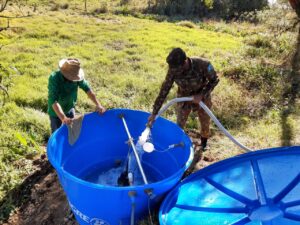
[{"x1": 48, "y1": 58, "x2": 106, "y2": 133}]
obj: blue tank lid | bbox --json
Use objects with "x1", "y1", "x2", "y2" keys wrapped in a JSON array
[{"x1": 159, "y1": 146, "x2": 300, "y2": 225}]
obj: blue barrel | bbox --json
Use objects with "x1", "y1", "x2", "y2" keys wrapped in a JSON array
[
  {"x1": 159, "y1": 146, "x2": 300, "y2": 225},
  {"x1": 47, "y1": 109, "x2": 193, "y2": 225}
]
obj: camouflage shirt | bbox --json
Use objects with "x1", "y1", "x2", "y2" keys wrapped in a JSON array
[{"x1": 152, "y1": 57, "x2": 219, "y2": 115}]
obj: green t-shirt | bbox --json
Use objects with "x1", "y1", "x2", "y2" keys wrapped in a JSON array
[{"x1": 47, "y1": 70, "x2": 91, "y2": 117}]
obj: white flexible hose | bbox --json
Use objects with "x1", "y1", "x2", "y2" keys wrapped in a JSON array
[
  {"x1": 156, "y1": 97, "x2": 253, "y2": 152},
  {"x1": 156, "y1": 97, "x2": 194, "y2": 119}
]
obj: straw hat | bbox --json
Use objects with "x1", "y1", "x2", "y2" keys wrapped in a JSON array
[{"x1": 59, "y1": 58, "x2": 84, "y2": 82}]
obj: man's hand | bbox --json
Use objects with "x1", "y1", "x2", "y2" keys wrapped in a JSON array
[
  {"x1": 147, "y1": 114, "x2": 156, "y2": 128},
  {"x1": 96, "y1": 104, "x2": 106, "y2": 114},
  {"x1": 53, "y1": 102, "x2": 73, "y2": 125},
  {"x1": 193, "y1": 94, "x2": 203, "y2": 104},
  {"x1": 62, "y1": 116, "x2": 73, "y2": 125},
  {"x1": 86, "y1": 90, "x2": 106, "y2": 114}
]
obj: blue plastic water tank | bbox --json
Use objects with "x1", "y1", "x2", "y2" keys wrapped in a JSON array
[
  {"x1": 47, "y1": 109, "x2": 193, "y2": 225},
  {"x1": 159, "y1": 146, "x2": 300, "y2": 225}
]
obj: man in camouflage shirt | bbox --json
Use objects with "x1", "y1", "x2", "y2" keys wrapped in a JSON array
[{"x1": 147, "y1": 48, "x2": 219, "y2": 150}]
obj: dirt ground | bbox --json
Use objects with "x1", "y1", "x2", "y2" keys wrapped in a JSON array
[
  {"x1": 2, "y1": 158, "x2": 76, "y2": 225},
  {"x1": 2, "y1": 131, "x2": 216, "y2": 225}
]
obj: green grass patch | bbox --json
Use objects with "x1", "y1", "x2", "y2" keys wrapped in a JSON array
[{"x1": 0, "y1": 103, "x2": 49, "y2": 201}]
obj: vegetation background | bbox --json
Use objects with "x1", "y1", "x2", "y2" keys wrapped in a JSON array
[{"x1": 0, "y1": 0, "x2": 300, "y2": 224}]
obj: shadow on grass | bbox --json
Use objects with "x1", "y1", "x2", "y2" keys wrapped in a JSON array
[{"x1": 13, "y1": 97, "x2": 48, "y2": 113}]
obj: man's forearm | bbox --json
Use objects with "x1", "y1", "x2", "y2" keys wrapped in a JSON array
[
  {"x1": 52, "y1": 102, "x2": 66, "y2": 121},
  {"x1": 152, "y1": 71, "x2": 174, "y2": 115},
  {"x1": 87, "y1": 90, "x2": 101, "y2": 107}
]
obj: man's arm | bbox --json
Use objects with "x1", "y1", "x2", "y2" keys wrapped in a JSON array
[
  {"x1": 78, "y1": 79, "x2": 106, "y2": 114},
  {"x1": 201, "y1": 63, "x2": 219, "y2": 98},
  {"x1": 86, "y1": 90, "x2": 106, "y2": 114},
  {"x1": 148, "y1": 70, "x2": 175, "y2": 127},
  {"x1": 52, "y1": 102, "x2": 73, "y2": 124},
  {"x1": 193, "y1": 63, "x2": 219, "y2": 103}
]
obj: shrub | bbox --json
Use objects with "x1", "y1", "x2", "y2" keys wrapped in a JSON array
[
  {"x1": 49, "y1": 3, "x2": 59, "y2": 11},
  {"x1": 93, "y1": 3, "x2": 109, "y2": 14},
  {"x1": 238, "y1": 11, "x2": 259, "y2": 23},
  {"x1": 60, "y1": 3, "x2": 69, "y2": 10},
  {"x1": 246, "y1": 36, "x2": 272, "y2": 48},
  {"x1": 224, "y1": 63, "x2": 280, "y2": 91},
  {"x1": 213, "y1": 0, "x2": 268, "y2": 19},
  {"x1": 120, "y1": 0, "x2": 130, "y2": 6},
  {"x1": 115, "y1": 5, "x2": 133, "y2": 15},
  {"x1": 223, "y1": 65, "x2": 247, "y2": 80},
  {"x1": 176, "y1": 20, "x2": 196, "y2": 29}
]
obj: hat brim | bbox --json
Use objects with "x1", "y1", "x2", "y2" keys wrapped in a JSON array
[{"x1": 59, "y1": 59, "x2": 84, "y2": 82}]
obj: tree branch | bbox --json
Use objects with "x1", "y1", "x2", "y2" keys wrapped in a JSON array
[{"x1": 0, "y1": 0, "x2": 9, "y2": 13}]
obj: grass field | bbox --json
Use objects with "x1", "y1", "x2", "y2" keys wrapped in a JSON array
[{"x1": 0, "y1": 3, "x2": 299, "y2": 221}]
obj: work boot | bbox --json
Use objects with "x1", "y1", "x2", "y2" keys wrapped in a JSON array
[{"x1": 201, "y1": 137, "x2": 209, "y2": 152}]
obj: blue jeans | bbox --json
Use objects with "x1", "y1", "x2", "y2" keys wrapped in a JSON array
[{"x1": 50, "y1": 108, "x2": 75, "y2": 133}]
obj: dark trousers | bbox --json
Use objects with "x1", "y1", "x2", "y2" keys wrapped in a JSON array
[{"x1": 50, "y1": 108, "x2": 75, "y2": 133}]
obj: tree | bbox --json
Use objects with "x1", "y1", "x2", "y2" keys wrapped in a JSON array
[
  {"x1": 152, "y1": 0, "x2": 210, "y2": 17},
  {"x1": 0, "y1": 0, "x2": 9, "y2": 13},
  {"x1": 152, "y1": 0, "x2": 268, "y2": 17},
  {"x1": 213, "y1": 0, "x2": 268, "y2": 18},
  {"x1": 0, "y1": 0, "x2": 32, "y2": 32}
]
